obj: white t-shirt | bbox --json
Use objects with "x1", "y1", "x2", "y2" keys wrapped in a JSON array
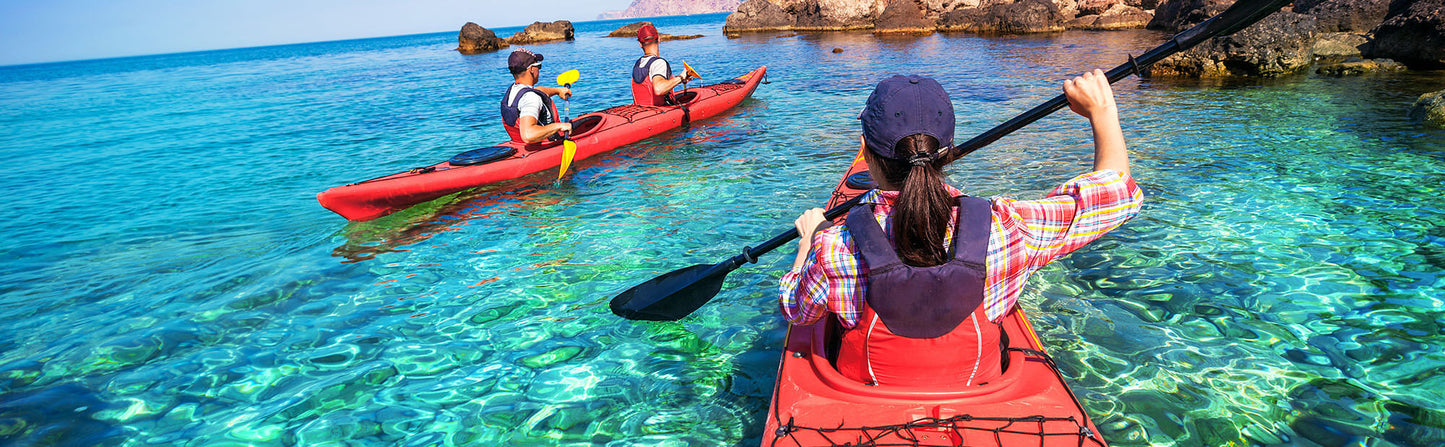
[
  {"x1": 506, "y1": 83, "x2": 545, "y2": 122},
  {"x1": 636, "y1": 57, "x2": 671, "y2": 82}
]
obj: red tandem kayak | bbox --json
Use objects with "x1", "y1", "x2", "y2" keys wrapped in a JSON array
[
  {"x1": 318, "y1": 66, "x2": 767, "y2": 221},
  {"x1": 762, "y1": 149, "x2": 1108, "y2": 447}
]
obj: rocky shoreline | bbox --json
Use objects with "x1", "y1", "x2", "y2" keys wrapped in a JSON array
[{"x1": 724, "y1": 0, "x2": 1445, "y2": 79}]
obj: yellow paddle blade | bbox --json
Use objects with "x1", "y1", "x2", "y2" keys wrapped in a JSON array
[
  {"x1": 557, "y1": 139, "x2": 578, "y2": 180},
  {"x1": 556, "y1": 69, "x2": 580, "y2": 87},
  {"x1": 682, "y1": 61, "x2": 701, "y2": 80}
]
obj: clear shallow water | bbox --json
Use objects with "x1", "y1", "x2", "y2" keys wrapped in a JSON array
[{"x1": 2, "y1": 12, "x2": 1444, "y2": 446}]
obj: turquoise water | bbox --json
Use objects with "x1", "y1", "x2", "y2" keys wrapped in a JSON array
[{"x1": 3, "y1": 12, "x2": 1444, "y2": 446}]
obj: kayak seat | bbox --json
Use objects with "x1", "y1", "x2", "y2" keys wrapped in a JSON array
[
  {"x1": 820, "y1": 313, "x2": 1016, "y2": 379},
  {"x1": 448, "y1": 146, "x2": 517, "y2": 166},
  {"x1": 570, "y1": 115, "x2": 604, "y2": 137},
  {"x1": 667, "y1": 91, "x2": 699, "y2": 106}
]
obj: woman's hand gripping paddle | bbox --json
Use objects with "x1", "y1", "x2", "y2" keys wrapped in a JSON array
[
  {"x1": 556, "y1": 69, "x2": 580, "y2": 180},
  {"x1": 609, "y1": 0, "x2": 1294, "y2": 321}
]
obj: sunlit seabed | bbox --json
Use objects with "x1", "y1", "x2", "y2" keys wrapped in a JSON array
[{"x1": 2, "y1": 13, "x2": 1445, "y2": 446}]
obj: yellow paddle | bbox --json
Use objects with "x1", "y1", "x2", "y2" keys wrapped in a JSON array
[
  {"x1": 680, "y1": 61, "x2": 701, "y2": 92},
  {"x1": 555, "y1": 69, "x2": 579, "y2": 180}
]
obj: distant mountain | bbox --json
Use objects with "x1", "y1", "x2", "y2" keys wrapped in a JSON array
[{"x1": 597, "y1": 0, "x2": 743, "y2": 20}]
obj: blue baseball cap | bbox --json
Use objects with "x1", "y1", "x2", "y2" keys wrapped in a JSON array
[{"x1": 859, "y1": 75, "x2": 954, "y2": 160}]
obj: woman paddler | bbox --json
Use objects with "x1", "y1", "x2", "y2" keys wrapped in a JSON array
[{"x1": 779, "y1": 71, "x2": 1144, "y2": 387}]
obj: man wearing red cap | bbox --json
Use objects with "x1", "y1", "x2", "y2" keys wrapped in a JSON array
[
  {"x1": 630, "y1": 24, "x2": 692, "y2": 106},
  {"x1": 501, "y1": 48, "x2": 572, "y2": 144}
]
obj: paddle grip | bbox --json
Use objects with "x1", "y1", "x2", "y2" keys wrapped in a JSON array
[{"x1": 942, "y1": 0, "x2": 1291, "y2": 164}]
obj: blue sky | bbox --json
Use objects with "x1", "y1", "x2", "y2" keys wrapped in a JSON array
[{"x1": 0, "y1": 0, "x2": 632, "y2": 66}]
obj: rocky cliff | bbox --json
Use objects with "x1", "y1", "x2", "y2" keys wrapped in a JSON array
[{"x1": 602, "y1": 0, "x2": 744, "y2": 19}]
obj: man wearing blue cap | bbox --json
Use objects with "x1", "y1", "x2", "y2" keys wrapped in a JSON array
[
  {"x1": 501, "y1": 48, "x2": 573, "y2": 144},
  {"x1": 777, "y1": 71, "x2": 1143, "y2": 387}
]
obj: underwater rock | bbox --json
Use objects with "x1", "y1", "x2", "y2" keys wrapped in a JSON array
[
  {"x1": 505, "y1": 21, "x2": 575, "y2": 45},
  {"x1": 1410, "y1": 89, "x2": 1445, "y2": 127},
  {"x1": 1294, "y1": 0, "x2": 1390, "y2": 32},
  {"x1": 1314, "y1": 57, "x2": 1406, "y2": 76},
  {"x1": 1361, "y1": 0, "x2": 1445, "y2": 69},
  {"x1": 1148, "y1": 10, "x2": 1318, "y2": 77},
  {"x1": 457, "y1": 22, "x2": 509, "y2": 54}
]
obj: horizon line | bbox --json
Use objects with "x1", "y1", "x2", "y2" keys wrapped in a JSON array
[{"x1": 0, "y1": 11, "x2": 730, "y2": 69}]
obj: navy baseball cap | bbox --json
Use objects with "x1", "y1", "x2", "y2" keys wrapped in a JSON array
[
  {"x1": 859, "y1": 75, "x2": 955, "y2": 160},
  {"x1": 508, "y1": 48, "x2": 544, "y2": 74}
]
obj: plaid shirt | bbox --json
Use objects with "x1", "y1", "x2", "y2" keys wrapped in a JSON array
[{"x1": 780, "y1": 170, "x2": 1144, "y2": 327}]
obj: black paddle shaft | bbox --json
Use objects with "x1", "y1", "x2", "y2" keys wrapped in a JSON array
[
  {"x1": 737, "y1": 0, "x2": 1294, "y2": 264},
  {"x1": 944, "y1": 0, "x2": 1292, "y2": 163},
  {"x1": 610, "y1": 0, "x2": 1292, "y2": 321}
]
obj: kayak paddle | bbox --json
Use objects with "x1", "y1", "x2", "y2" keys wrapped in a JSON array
[
  {"x1": 556, "y1": 69, "x2": 580, "y2": 180},
  {"x1": 609, "y1": 0, "x2": 1294, "y2": 321},
  {"x1": 681, "y1": 61, "x2": 702, "y2": 92}
]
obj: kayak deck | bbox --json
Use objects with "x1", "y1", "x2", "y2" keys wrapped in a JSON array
[{"x1": 762, "y1": 149, "x2": 1107, "y2": 447}]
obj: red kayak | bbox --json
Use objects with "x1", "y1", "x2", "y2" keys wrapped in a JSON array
[
  {"x1": 318, "y1": 66, "x2": 767, "y2": 221},
  {"x1": 762, "y1": 149, "x2": 1108, "y2": 447}
]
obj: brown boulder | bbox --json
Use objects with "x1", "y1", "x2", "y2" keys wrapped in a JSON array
[
  {"x1": 505, "y1": 21, "x2": 575, "y2": 45},
  {"x1": 1293, "y1": 0, "x2": 1389, "y2": 33},
  {"x1": 938, "y1": 0, "x2": 1069, "y2": 34},
  {"x1": 725, "y1": 0, "x2": 797, "y2": 35},
  {"x1": 607, "y1": 21, "x2": 704, "y2": 41},
  {"x1": 457, "y1": 22, "x2": 509, "y2": 54},
  {"x1": 792, "y1": 0, "x2": 886, "y2": 30},
  {"x1": 875, "y1": 0, "x2": 936, "y2": 34},
  {"x1": 1312, "y1": 32, "x2": 1368, "y2": 60},
  {"x1": 1148, "y1": 0, "x2": 1234, "y2": 32},
  {"x1": 608, "y1": 21, "x2": 654, "y2": 37},
  {"x1": 1360, "y1": 0, "x2": 1445, "y2": 69},
  {"x1": 1070, "y1": 4, "x2": 1154, "y2": 29}
]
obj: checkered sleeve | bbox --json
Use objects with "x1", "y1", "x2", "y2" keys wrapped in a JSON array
[
  {"x1": 779, "y1": 225, "x2": 866, "y2": 328},
  {"x1": 983, "y1": 169, "x2": 1144, "y2": 320}
]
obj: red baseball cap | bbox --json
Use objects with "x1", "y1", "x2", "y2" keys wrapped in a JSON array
[{"x1": 637, "y1": 24, "x2": 659, "y2": 43}]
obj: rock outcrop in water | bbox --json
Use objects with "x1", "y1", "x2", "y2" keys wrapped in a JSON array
[
  {"x1": 1315, "y1": 57, "x2": 1406, "y2": 76},
  {"x1": 457, "y1": 22, "x2": 509, "y2": 54},
  {"x1": 1410, "y1": 89, "x2": 1445, "y2": 127},
  {"x1": 606, "y1": 22, "x2": 705, "y2": 41},
  {"x1": 1148, "y1": 8, "x2": 1319, "y2": 77},
  {"x1": 505, "y1": 21, "x2": 575, "y2": 45},
  {"x1": 1360, "y1": 0, "x2": 1445, "y2": 69},
  {"x1": 724, "y1": 0, "x2": 1152, "y2": 35}
]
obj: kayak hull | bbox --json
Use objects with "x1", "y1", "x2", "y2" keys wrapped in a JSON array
[
  {"x1": 318, "y1": 66, "x2": 767, "y2": 221},
  {"x1": 762, "y1": 149, "x2": 1108, "y2": 447}
]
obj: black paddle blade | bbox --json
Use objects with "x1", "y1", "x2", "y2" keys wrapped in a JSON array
[{"x1": 610, "y1": 263, "x2": 730, "y2": 321}]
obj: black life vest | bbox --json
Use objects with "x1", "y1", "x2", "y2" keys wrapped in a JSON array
[
  {"x1": 499, "y1": 84, "x2": 558, "y2": 143},
  {"x1": 835, "y1": 195, "x2": 1003, "y2": 387}
]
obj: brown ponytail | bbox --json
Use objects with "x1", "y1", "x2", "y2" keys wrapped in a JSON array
[{"x1": 870, "y1": 134, "x2": 953, "y2": 267}]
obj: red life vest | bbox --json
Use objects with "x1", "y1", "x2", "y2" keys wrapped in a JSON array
[
  {"x1": 630, "y1": 56, "x2": 672, "y2": 106},
  {"x1": 500, "y1": 84, "x2": 560, "y2": 144},
  {"x1": 834, "y1": 196, "x2": 1004, "y2": 387}
]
